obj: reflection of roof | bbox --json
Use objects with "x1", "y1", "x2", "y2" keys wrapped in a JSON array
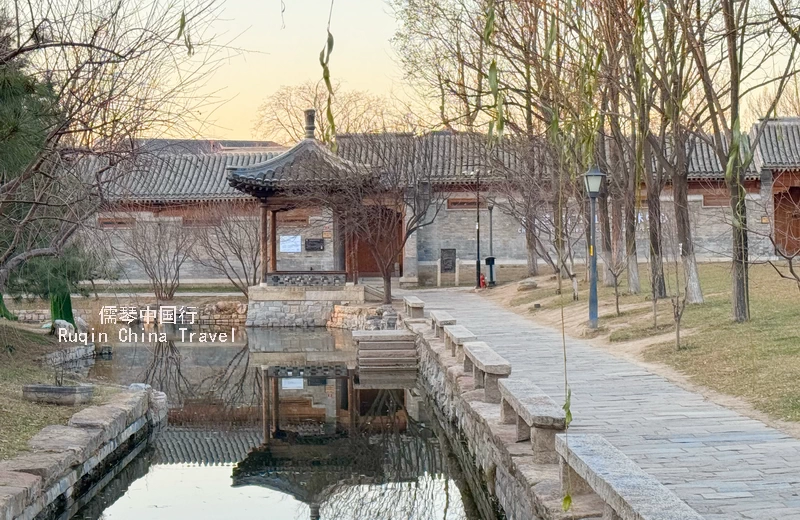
[
  {"x1": 232, "y1": 440, "x2": 385, "y2": 504},
  {"x1": 108, "y1": 152, "x2": 280, "y2": 203},
  {"x1": 152, "y1": 427, "x2": 262, "y2": 465}
]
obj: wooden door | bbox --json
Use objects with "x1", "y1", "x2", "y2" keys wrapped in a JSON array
[{"x1": 775, "y1": 187, "x2": 800, "y2": 256}]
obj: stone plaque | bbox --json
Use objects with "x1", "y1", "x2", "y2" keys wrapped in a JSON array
[
  {"x1": 441, "y1": 249, "x2": 456, "y2": 273},
  {"x1": 306, "y1": 238, "x2": 325, "y2": 251}
]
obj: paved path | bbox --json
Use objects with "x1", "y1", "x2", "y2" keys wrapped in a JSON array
[{"x1": 415, "y1": 289, "x2": 800, "y2": 520}]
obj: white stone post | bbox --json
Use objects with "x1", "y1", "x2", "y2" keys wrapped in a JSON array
[
  {"x1": 437, "y1": 258, "x2": 442, "y2": 287},
  {"x1": 454, "y1": 258, "x2": 460, "y2": 286}
]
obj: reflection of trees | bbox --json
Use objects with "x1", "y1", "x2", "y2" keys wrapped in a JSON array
[
  {"x1": 140, "y1": 339, "x2": 263, "y2": 428},
  {"x1": 197, "y1": 345, "x2": 258, "y2": 408},
  {"x1": 320, "y1": 390, "x2": 470, "y2": 520},
  {"x1": 141, "y1": 341, "x2": 193, "y2": 406}
]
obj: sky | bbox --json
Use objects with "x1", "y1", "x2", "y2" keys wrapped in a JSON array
[{"x1": 197, "y1": 0, "x2": 402, "y2": 140}]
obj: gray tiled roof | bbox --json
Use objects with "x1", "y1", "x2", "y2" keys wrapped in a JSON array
[
  {"x1": 107, "y1": 122, "x2": 800, "y2": 203},
  {"x1": 108, "y1": 152, "x2": 280, "y2": 203},
  {"x1": 752, "y1": 118, "x2": 800, "y2": 170},
  {"x1": 337, "y1": 131, "x2": 522, "y2": 182},
  {"x1": 685, "y1": 134, "x2": 760, "y2": 181},
  {"x1": 227, "y1": 138, "x2": 369, "y2": 196},
  {"x1": 135, "y1": 139, "x2": 283, "y2": 155}
]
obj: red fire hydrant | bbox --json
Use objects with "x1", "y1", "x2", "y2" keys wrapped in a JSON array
[{"x1": 480, "y1": 273, "x2": 487, "y2": 289}]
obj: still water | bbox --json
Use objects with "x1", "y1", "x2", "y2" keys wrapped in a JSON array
[{"x1": 66, "y1": 327, "x2": 487, "y2": 520}]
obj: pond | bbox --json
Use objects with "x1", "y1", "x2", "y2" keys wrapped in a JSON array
[{"x1": 61, "y1": 326, "x2": 493, "y2": 520}]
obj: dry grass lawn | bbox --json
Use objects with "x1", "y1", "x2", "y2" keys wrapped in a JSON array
[
  {"x1": 486, "y1": 262, "x2": 800, "y2": 423},
  {"x1": 0, "y1": 323, "x2": 116, "y2": 460}
]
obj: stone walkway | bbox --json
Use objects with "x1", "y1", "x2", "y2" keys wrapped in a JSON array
[{"x1": 413, "y1": 288, "x2": 800, "y2": 520}]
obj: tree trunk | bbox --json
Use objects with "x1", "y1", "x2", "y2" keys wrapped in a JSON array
[
  {"x1": 382, "y1": 269, "x2": 393, "y2": 305},
  {"x1": 673, "y1": 173, "x2": 704, "y2": 303},
  {"x1": 647, "y1": 192, "x2": 667, "y2": 298},
  {"x1": 50, "y1": 289, "x2": 75, "y2": 327},
  {"x1": 552, "y1": 199, "x2": 568, "y2": 278},
  {"x1": 730, "y1": 177, "x2": 750, "y2": 322},
  {"x1": 625, "y1": 199, "x2": 641, "y2": 294},
  {"x1": 525, "y1": 224, "x2": 539, "y2": 277},
  {"x1": 0, "y1": 292, "x2": 18, "y2": 321},
  {"x1": 599, "y1": 191, "x2": 614, "y2": 286}
]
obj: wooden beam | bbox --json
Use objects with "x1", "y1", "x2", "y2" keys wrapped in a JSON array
[
  {"x1": 268, "y1": 209, "x2": 278, "y2": 273},
  {"x1": 260, "y1": 202, "x2": 269, "y2": 284}
]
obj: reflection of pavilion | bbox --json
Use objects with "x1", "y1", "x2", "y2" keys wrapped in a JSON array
[{"x1": 234, "y1": 385, "x2": 445, "y2": 520}]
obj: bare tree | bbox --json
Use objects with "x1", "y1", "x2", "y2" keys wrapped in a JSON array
[
  {"x1": 111, "y1": 218, "x2": 195, "y2": 301},
  {"x1": 189, "y1": 201, "x2": 261, "y2": 296},
  {"x1": 0, "y1": 0, "x2": 222, "y2": 301},
  {"x1": 254, "y1": 82, "x2": 410, "y2": 145},
  {"x1": 669, "y1": 0, "x2": 800, "y2": 321}
]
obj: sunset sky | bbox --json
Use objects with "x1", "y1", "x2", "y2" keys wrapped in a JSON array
[{"x1": 199, "y1": 0, "x2": 401, "y2": 140}]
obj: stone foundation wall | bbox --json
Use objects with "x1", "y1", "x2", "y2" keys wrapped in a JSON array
[
  {"x1": 198, "y1": 301, "x2": 247, "y2": 325},
  {"x1": 246, "y1": 285, "x2": 365, "y2": 328},
  {"x1": 264, "y1": 272, "x2": 347, "y2": 287},
  {"x1": 327, "y1": 304, "x2": 398, "y2": 330},
  {"x1": 13, "y1": 309, "x2": 90, "y2": 324},
  {"x1": 41, "y1": 344, "x2": 96, "y2": 367},
  {"x1": 247, "y1": 300, "x2": 335, "y2": 327},
  {"x1": 0, "y1": 384, "x2": 167, "y2": 520}
]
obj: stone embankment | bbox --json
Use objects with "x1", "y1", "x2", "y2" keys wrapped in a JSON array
[
  {"x1": 403, "y1": 301, "x2": 705, "y2": 520},
  {"x1": 0, "y1": 385, "x2": 167, "y2": 520},
  {"x1": 40, "y1": 344, "x2": 96, "y2": 368},
  {"x1": 327, "y1": 304, "x2": 397, "y2": 330}
]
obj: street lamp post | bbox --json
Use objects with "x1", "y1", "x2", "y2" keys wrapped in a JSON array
[
  {"x1": 583, "y1": 165, "x2": 606, "y2": 329},
  {"x1": 476, "y1": 170, "x2": 482, "y2": 289},
  {"x1": 487, "y1": 201, "x2": 496, "y2": 287}
]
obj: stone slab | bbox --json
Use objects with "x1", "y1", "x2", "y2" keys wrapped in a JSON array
[
  {"x1": 0, "y1": 452, "x2": 78, "y2": 490},
  {"x1": 0, "y1": 471, "x2": 41, "y2": 519},
  {"x1": 28, "y1": 425, "x2": 105, "y2": 459},
  {"x1": 403, "y1": 296, "x2": 425, "y2": 307},
  {"x1": 463, "y1": 341, "x2": 512, "y2": 375},
  {"x1": 556, "y1": 434, "x2": 704, "y2": 520},
  {"x1": 443, "y1": 324, "x2": 477, "y2": 344},
  {"x1": 351, "y1": 330, "x2": 417, "y2": 342},
  {"x1": 0, "y1": 485, "x2": 28, "y2": 520},
  {"x1": 499, "y1": 378, "x2": 565, "y2": 429},
  {"x1": 68, "y1": 405, "x2": 129, "y2": 444},
  {"x1": 430, "y1": 310, "x2": 456, "y2": 326},
  {"x1": 103, "y1": 390, "x2": 148, "y2": 425}
]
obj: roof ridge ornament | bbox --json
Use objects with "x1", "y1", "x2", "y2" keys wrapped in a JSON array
[{"x1": 304, "y1": 109, "x2": 316, "y2": 140}]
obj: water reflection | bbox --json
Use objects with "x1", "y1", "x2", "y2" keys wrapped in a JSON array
[{"x1": 71, "y1": 328, "x2": 484, "y2": 520}]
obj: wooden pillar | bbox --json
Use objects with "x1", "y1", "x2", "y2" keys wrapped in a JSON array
[
  {"x1": 347, "y1": 369, "x2": 357, "y2": 435},
  {"x1": 333, "y1": 211, "x2": 347, "y2": 272},
  {"x1": 268, "y1": 209, "x2": 278, "y2": 273},
  {"x1": 260, "y1": 202, "x2": 269, "y2": 284},
  {"x1": 261, "y1": 367, "x2": 272, "y2": 444},
  {"x1": 271, "y1": 375, "x2": 280, "y2": 435}
]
